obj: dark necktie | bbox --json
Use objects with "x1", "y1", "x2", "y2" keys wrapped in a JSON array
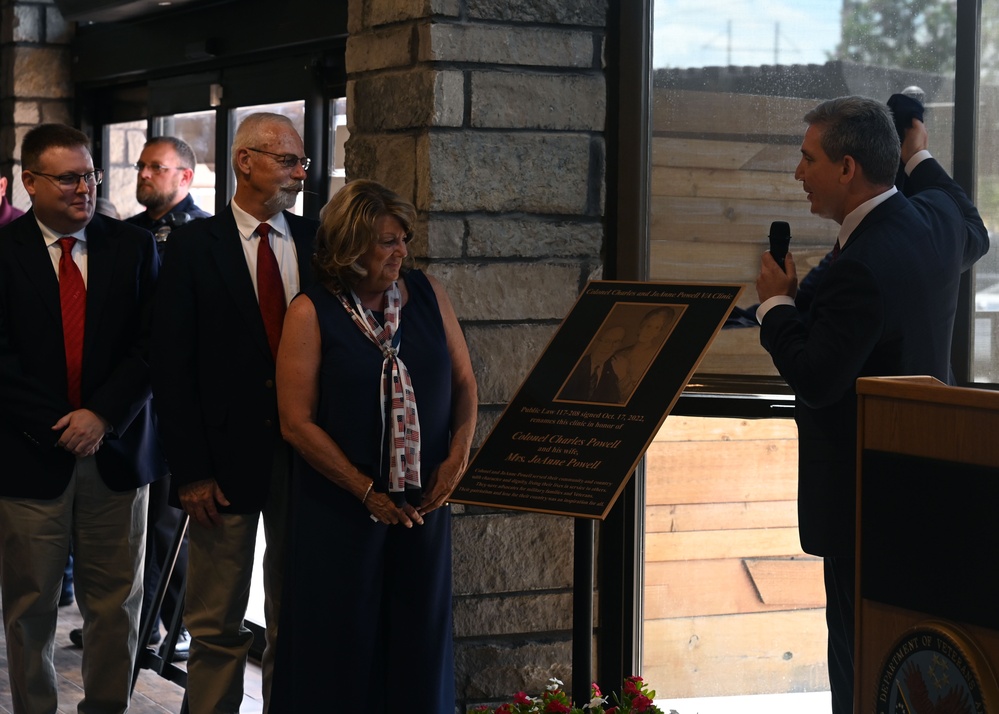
[
  {"x1": 256, "y1": 223, "x2": 286, "y2": 361},
  {"x1": 58, "y1": 237, "x2": 86, "y2": 409},
  {"x1": 831, "y1": 239, "x2": 842, "y2": 262},
  {"x1": 590, "y1": 363, "x2": 601, "y2": 396}
]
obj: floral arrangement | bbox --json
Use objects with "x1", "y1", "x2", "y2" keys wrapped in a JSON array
[{"x1": 470, "y1": 675, "x2": 677, "y2": 714}]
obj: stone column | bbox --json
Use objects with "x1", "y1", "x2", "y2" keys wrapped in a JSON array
[
  {"x1": 346, "y1": 0, "x2": 607, "y2": 709},
  {"x1": 0, "y1": 0, "x2": 74, "y2": 209}
]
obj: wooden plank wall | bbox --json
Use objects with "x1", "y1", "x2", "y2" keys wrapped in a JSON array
[
  {"x1": 643, "y1": 415, "x2": 828, "y2": 698},
  {"x1": 650, "y1": 89, "x2": 839, "y2": 376}
]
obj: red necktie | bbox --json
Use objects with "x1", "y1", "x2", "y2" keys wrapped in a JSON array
[
  {"x1": 58, "y1": 237, "x2": 86, "y2": 409},
  {"x1": 256, "y1": 223, "x2": 286, "y2": 361}
]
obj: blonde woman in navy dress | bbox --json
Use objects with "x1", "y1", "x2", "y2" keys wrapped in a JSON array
[{"x1": 272, "y1": 179, "x2": 477, "y2": 711}]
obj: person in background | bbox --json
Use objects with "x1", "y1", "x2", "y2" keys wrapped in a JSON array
[
  {"x1": 0, "y1": 123, "x2": 165, "y2": 713},
  {"x1": 127, "y1": 136, "x2": 210, "y2": 242},
  {"x1": 271, "y1": 179, "x2": 477, "y2": 712},
  {"x1": 151, "y1": 113, "x2": 318, "y2": 714},
  {"x1": 128, "y1": 136, "x2": 209, "y2": 662},
  {"x1": 0, "y1": 174, "x2": 25, "y2": 227},
  {"x1": 755, "y1": 96, "x2": 989, "y2": 714}
]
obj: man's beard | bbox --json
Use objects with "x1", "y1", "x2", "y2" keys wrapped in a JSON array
[
  {"x1": 137, "y1": 184, "x2": 178, "y2": 214},
  {"x1": 263, "y1": 182, "x2": 303, "y2": 214}
]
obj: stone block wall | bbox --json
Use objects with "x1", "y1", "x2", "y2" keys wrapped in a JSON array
[
  {"x1": 346, "y1": 0, "x2": 608, "y2": 710},
  {"x1": 1, "y1": 0, "x2": 611, "y2": 708},
  {"x1": 0, "y1": 0, "x2": 74, "y2": 209}
]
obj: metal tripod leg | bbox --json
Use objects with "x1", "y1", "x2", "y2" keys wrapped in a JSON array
[{"x1": 132, "y1": 513, "x2": 190, "y2": 701}]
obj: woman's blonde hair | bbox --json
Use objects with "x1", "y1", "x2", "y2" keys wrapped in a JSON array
[{"x1": 313, "y1": 179, "x2": 416, "y2": 291}]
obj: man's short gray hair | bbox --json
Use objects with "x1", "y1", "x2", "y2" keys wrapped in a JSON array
[{"x1": 804, "y1": 96, "x2": 900, "y2": 187}]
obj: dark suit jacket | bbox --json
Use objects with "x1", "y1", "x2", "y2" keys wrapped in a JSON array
[
  {"x1": 150, "y1": 205, "x2": 318, "y2": 513},
  {"x1": 562, "y1": 353, "x2": 620, "y2": 403},
  {"x1": 0, "y1": 211, "x2": 166, "y2": 498},
  {"x1": 760, "y1": 158, "x2": 990, "y2": 557}
]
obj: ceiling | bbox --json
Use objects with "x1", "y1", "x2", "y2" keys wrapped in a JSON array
[{"x1": 53, "y1": 0, "x2": 208, "y2": 23}]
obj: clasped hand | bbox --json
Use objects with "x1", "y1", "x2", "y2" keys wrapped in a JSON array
[
  {"x1": 365, "y1": 491, "x2": 424, "y2": 528},
  {"x1": 52, "y1": 409, "x2": 110, "y2": 458}
]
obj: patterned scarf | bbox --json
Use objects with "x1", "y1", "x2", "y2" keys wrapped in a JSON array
[{"x1": 337, "y1": 282, "x2": 422, "y2": 506}]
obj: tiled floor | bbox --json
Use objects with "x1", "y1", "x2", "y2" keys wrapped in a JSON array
[
  {"x1": 659, "y1": 691, "x2": 831, "y2": 714},
  {"x1": 0, "y1": 601, "x2": 263, "y2": 714}
]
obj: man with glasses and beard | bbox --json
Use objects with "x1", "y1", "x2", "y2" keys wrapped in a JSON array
[
  {"x1": 0, "y1": 123, "x2": 164, "y2": 713},
  {"x1": 127, "y1": 136, "x2": 210, "y2": 242},
  {"x1": 113, "y1": 136, "x2": 210, "y2": 661},
  {"x1": 150, "y1": 113, "x2": 318, "y2": 714}
]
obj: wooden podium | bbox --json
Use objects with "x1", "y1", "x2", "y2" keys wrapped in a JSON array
[{"x1": 855, "y1": 376, "x2": 999, "y2": 714}]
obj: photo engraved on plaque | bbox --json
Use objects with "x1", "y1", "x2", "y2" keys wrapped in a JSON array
[{"x1": 450, "y1": 280, "x2": 742, "y2": 519}]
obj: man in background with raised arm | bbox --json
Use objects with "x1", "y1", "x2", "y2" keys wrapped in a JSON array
[{"x1": 755, "y1": 96, "x2": 989, "y2": 714}]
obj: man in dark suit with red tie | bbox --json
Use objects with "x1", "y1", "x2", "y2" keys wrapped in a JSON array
[
  {"x1": 755, "y1": 96, "x2": 990, "y2": 714},
  {"x1": 0, "y1": 123, "x2": 165, "y2": 713},
  {"x1": 151, "y1": 112, "x2": 318, "y2": 714}
]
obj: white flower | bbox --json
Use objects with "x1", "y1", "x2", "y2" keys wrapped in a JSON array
[
  {"x1": 585, "y1": 695, "x2": 608, "y2": 709},
  {"x1": 546, "y1": 678, "x2": 564, "y2": 692}
]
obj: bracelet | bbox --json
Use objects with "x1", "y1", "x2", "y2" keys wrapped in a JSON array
[{"x1": 361, "y1": 481, "x2": 373, "y2": 504}]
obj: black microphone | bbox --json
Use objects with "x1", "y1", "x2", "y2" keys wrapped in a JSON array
[{"x1": 768, "y1": 221, "x2": 791, "y2": 272}]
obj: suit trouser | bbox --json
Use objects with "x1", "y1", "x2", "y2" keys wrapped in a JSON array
[
  {"x1": 824, "y1": 555, "x2": 856, "y2": 714},
  {"x1": 184, "y1": 449, "x2": 289, "y2": 714},
  {"x1": 0, "y1": 456, "x2": 148, "y2": 714}
]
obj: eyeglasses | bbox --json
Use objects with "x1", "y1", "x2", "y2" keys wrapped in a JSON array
[
  {"x1": 246, "y1": 147, "x2": 311, "y2": 171},
  {"x1": 31, "y1": 170, "x2": 104, "y2": 188},
  {"x1": 134, "y1": 162, "x2": 187, "y2": 174}
]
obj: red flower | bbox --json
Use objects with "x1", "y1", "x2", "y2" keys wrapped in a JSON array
[
  {"x1": 544, "y1": 702, "x2": 571, "y2": 714},
  {"x1": 496, "y1": 705, "x2": 516, "y2": 714},
  {"x1": 591, "y1": 682, "x2": 602, "y2": 698},
  {"x1": 513, "y1": 691, "x2": 532, "y2": 706},
  {"x1": 605, "y1": 708, "x2": 618, "y2": 714},
  {"x1": 624, "y1": 679, "x2": 641, "y2": 696},
  {"x1": 632, "y1": 693, "x2": 653, "y2": 712}
]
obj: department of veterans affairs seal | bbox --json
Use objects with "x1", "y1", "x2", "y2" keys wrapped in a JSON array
[{"x1": 875, "y1": 621, "x2": 999, "y2": 714}]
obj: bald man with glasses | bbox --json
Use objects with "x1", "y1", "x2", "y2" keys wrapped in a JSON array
[
  {"x1": 0, "y1": 123, "x2": 165, "y2": 714},
  {"x1": 151, "y1": 112, "x2": 318, "y2": 714}
]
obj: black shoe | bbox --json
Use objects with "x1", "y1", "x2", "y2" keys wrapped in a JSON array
[
  {"x1": 69, "y1": 628, "x2": 83, "y2": 648},
  {"x1": 170, "y1": 628, "x2": 190, "y2": 662}
]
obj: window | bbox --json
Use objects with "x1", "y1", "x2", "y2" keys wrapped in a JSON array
[
  {"x1": 103, "y1": 120, "x2": 147, "y2": 220},
  {"x1": 641, "y1": 1, "x2": 984, "y2": 712},
  {"x1": 975, "y1": 0, "x2": 999, "y2": 383}
]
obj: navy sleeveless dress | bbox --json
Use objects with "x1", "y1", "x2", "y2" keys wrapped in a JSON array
[{"x1": 271, "y1": 269, "x2": 455, "y2": 712}]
